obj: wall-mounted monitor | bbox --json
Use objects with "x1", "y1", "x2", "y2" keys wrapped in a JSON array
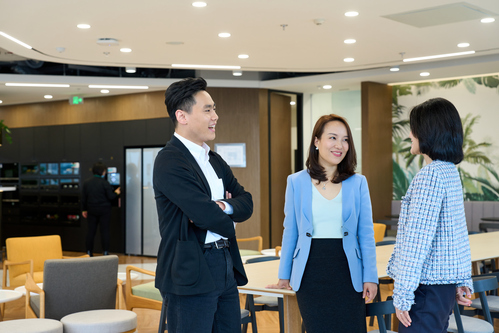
[
  {"x1": 21, "y1": 164, "x2": 39, "y2": 175},
  {"x1": 108, "y1": 173, "x2": 120, "y2": 186},
  {"x1": 47, "y1": 163, "x2": 59, "y2": 175},
  {"x1": 60, "y1": 162, "x2": 80, "y2": 175},
  {"x1": 0, "y1": 163, "x2": 19, "y2": 178}
]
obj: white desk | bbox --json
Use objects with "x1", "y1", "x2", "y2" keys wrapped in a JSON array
[{"x1": 14, "y1": 283, "x2": 43, "y2": 296}]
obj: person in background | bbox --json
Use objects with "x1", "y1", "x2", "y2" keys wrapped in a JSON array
[
  {"x1": 153, "y1": 77, "x2": 253, "y2": 333},
  {"x1": 82, "y1": 161, "x2": 120, "y2": 256},
  {"x1": 387, "y1": 98, "x2": 473, "y2": 332},
  {"x1": 267, "y1": 114, "x2": 378, "y2": 333}
]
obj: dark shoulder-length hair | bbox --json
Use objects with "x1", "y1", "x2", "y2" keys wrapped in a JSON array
[
  {"x1": 410, "y1": 97, "x2": 464, "y2": 164},
  {"x1": 306, "y1": 114, "x2": 357, "y2": 184}
]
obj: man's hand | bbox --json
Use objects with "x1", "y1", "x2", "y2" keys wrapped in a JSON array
[
  {"x1": 82, "y1": 211, "x2": 88, "y2": 218},
  {"x1": 215, "y1": 191, "x2": 232, "y2": 211}
]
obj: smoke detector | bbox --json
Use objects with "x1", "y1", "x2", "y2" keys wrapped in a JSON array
[{"x1": 96, "y1": 38, "x2": 119, "y2": 46}]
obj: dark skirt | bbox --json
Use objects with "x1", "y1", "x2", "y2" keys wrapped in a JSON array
[{"x1": 296, "y1": 238, "x2": 366, "y2": 333}]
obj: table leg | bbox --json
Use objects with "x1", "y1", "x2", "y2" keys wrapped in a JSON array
[{"x1": 283, "y1": 295, "x2": 301, "y2": 333}]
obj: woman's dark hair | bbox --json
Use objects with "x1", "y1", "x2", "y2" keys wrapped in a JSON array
[
  {"x1": 92, "y1": 162, "x2": 107, "y2": 175},
  {"x1": 306, "y1": 114, "x2": 357, "y2": 183},
  {"x1": 410, "y1": 97, "x2": 464, "y2": 164},
  {"x1": 164, "y1": 77, "x2": 208, "y2": 127}
]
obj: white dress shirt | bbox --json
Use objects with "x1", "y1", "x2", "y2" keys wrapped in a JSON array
[{"x1": 174, "y1": 132, "x2": 234, "y2": 243}]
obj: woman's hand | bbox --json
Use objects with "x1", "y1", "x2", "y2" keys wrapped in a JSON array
[
  {"x1": 266, "y1": 279, "x2": 292, "y2": 290},
  {"x1": 456, "y1": 286, "x2": 472, "y2": 306},
  {"x1": 363, "y1": 282, "x2": 378, "y2": 303},
  {"x1": 395, "y1": 307, "x2": 412, "y2": 328}
]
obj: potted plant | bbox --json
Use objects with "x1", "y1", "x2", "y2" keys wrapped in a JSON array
[{"x1": 0, "y1": 119, "x2": 12, "y2": 146}]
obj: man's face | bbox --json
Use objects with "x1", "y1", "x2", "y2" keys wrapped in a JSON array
[{"x1": 181, "y1": 90, "x2": 218, "y2": 146}]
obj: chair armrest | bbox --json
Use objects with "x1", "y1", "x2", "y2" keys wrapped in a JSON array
[
  {"x1": 3, "y1": 259, "x2": 33, "y2": 288},
  {"x1": 25, "y1": 273, "x2": 45, "y2": 318},
  {"x1": 125, "y1": 265, "x2": 156, "y2": 309},
  {"x1": 116, "y1": 278, "x2": 125, "y2": 310}
]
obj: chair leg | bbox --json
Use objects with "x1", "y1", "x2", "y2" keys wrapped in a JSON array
[
  {"x1": 158, "y1": 297, "x2": 168, "y2": 333},
  {"x1": 277, "y1": 297, "x2": 285, "y2": 333},
  {"x1": 369, "y1": 288, "x2": 381, "y2": 326}
]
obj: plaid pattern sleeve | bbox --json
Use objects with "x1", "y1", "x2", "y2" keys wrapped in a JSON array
[{"x1": 387, "y1": 160, "x2": 473, "y2": 311}]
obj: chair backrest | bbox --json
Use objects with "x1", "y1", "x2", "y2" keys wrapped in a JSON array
[
  {"x1": 237, "y1": 236, "x2": 263, "y2": 252},
  {"x1": 365, "y1": 298, "x2": 395, "y2": 333},
  {"x1": 373, "y1": 223, "x2": 387, "y2": 243},
  {"x1": 472, "y1": 276, "x2": 499, "y2": 325},
  {"x1": 245, "y1": 256, "x2": 280, "y2": 264},
  {"x1": 6, "y1": 235, "x2": 63, "y2": 282},
  {"x1": 42, "y1": 255, "x2": 118, "y2": 320},
  {"x1": 376, "y1": 240, "x2": 396, "y2": 246}
]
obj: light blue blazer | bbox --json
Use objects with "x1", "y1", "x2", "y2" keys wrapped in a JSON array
[{"x1": 278, "y1": 170, "x2": 378, "y2": 292}]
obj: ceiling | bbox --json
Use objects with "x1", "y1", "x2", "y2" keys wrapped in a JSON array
[{"x1": 0, "y1": 0, "x2": 499, "y2": 106}]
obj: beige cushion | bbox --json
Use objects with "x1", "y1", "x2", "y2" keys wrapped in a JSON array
[
  {"x1": 131, "y1": 281, "x2": 162, "y2": 302},
  {"x1": 61, "y1": 309, "x2": 137, "y2": 333},
  {"x1": 0, "y1": 318, "x2": 63, "y2": 333}
]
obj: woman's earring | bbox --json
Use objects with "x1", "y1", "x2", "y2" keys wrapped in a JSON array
[{"x1": 315, "y1": 146, "x2": 318, "y2": 150}]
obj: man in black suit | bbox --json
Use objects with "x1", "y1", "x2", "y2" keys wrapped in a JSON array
[{"x1": 153, "y1": 77, "x2": 253, "y2": 332}]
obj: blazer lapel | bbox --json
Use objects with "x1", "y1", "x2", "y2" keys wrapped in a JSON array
[
  {"x1": 298, "y1": 171, "x2": 313, "y2": 228},
  {"x1": 341, "y1": 176, "x2": 353, "y2": 224},
  {"x1": 168, "y1": 136, "x2": 212, "y2": 197}
]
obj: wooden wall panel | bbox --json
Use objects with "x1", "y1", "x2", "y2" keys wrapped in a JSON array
[
  {"x1": 207, "y1": 87, "x2": 262, "y2": 241},
  {"x1": 361, "y1": 82, "x2": 393, "y2": 222},
  {"x1": 269, "y1": 93, "x2": 292, "y2": 248},
  {"x1": 259, "y1": 90, "x2": 270, "y2": 248}
]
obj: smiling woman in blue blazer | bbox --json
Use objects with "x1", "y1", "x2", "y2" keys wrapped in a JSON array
[{"x1": 268, "y1": 114, "x2": 378, "y2": 333}]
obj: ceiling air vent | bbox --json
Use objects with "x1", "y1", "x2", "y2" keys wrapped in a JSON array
[{"x1": 96, "y1": 38, "x2": 119, "y2": 46}]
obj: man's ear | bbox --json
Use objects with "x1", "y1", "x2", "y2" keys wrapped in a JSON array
[{"x1": 175, "y1": 109, "x2": 188, "y2": 125}]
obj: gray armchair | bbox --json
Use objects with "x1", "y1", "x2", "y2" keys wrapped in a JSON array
[{"x1": 25, "y1": 255, "x2": 123, "y2": 320}]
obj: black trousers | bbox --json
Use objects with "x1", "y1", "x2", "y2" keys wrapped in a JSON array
[
  {"x1": 398, "y1": 284, "x2": 456, "y2": 333},
  {"x1": 86, "y1": 206, "x2": 111, "y2": 253}
]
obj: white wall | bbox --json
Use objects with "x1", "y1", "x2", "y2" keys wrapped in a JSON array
[{"x1": 302, "y1": 90, "x2": 362, "y2": 173}]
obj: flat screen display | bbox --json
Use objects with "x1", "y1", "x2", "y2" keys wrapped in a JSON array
[
  {"x1": 108, "y1": 173, "x2": 120, "y2": 186},
  {"x1": 0, "y1": 163, "x2": 19, "y2": 178},
  {"x1": 60, "y1": 162, "x2": 80, "y2": 175}
]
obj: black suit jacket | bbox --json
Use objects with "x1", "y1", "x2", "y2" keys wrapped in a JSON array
[{"x1": 153, "y1": 135, "x2": 253, "y2": 295}]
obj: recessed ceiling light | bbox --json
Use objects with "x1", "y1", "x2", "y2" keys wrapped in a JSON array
[
  {"x1": 120, "y1": 48, "x2": 132, "y2": 53},
  {"x1": 0, "y1": 31, "x2": 33, "y2": 49},
  {"x1": 403, "y1": 50, "x2": 475, "y2": 62},
  {"x1": 125, "y1": 67, "x2": 136, "y2": 73},
  {"x1": 44, "y1": 95, "x2": 53, "y2": 99},
  {"x1": 290, "y1": 101, "x2": 296, "y2": 106},
  {"x1": 481, "y1": 18, "x2": 495, "y2": 23},
  {"x1": 0, "y1": 100, "x2": 3, "y2": 104},
  {"x1": 457, "y1": 42, "x2": 470, "y2": 48},
  {"x1": 344, "y1": 39, "x2": 356, "y2": 44},
  {"x1": 172, "y1": 64, "x2": 241, "y2": 69},
  {"x1": 420, "y1": 72, "x2": 430, "y2": 77},
  {"x1": 323, "y1": 85, "x2": 332, "y2": 89},
  {"x1": 343, "y1": 57, "x2": 355, "y2": 62},
  {"x1": 192, "y1": 2, "x2": 207, "y2": 7},
  {"x1": 218, "y1": 32, "x2": 231, "y2": 38},
  {"x1": 232, "y1": 70, "x2": 243, "y2": 76},
  {"x1": 345, "y1": 11, "x2": 359, "y2": 17},
  {"x1": 5, "y1": 83, "x2": 70, "y2": 88},
  {"x1": 88, "y1": 85, "x2": 149, "y2": 89},
  {"x1": 390, "y1": 66, "x2": 400, "y2": 72},
  {"x1": 101, "y1": 89, "x2": 110, "y2": 94},
  {"x1": 77, "y1": 24, "x2": 91, "y2": 29},
  {"x1": 238, "y1": 54, "x2": 249, "y2": 59}
]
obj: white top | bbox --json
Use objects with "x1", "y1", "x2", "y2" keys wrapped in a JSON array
[
  {"x1": 174, "y1": 133, "x2": 233, "y2": 243},
  {"x1": 311, "y1": 185, "x2": 343, "y2": 239}
]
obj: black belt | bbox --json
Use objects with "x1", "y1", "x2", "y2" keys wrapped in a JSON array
[{"x1": 204, "y1": 239, "x2": 230, "y2": 249}]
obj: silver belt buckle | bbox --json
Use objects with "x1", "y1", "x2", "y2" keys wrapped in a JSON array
[{"x1": 215, "y1": 240, "x2": 221, "y2": 249}]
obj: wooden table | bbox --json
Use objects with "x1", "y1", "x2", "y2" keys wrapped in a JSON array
[{"x1": 240, "y1": 231, "x2": 499, "y2": 333}]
